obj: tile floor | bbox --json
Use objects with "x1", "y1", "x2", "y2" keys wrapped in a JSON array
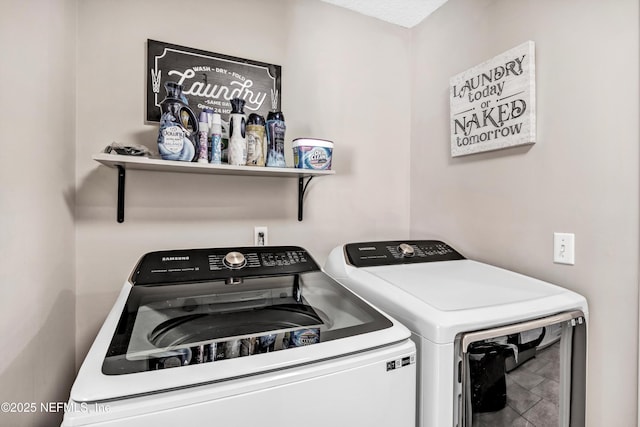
[{"x1": 472, "y1": 342, "x2": 560, "y2": 427}]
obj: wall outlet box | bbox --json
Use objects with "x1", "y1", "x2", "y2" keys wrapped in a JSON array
[{"x1": 254, "y1": 226, "x2": 268, "y2": 246}]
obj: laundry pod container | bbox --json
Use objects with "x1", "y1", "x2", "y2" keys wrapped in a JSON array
[{"x1": 292, "y1": 138, "x2": 333, "y2": 170}]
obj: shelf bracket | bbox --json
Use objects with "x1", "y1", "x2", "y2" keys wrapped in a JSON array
[
  {"x1": 117, "y1": 165, "x2": 125, "y2": 223},
  {"x1": 298, "y1": 176, "x2": 314, "y2": 221},
  {"x1": 97, "y1": 154, "x2": 331, "y2": 223}
]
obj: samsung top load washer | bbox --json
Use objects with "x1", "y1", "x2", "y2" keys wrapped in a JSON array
[
  {"x1": 63, "y1": 246, "x2": 416, "y2": 427},
  {"x1": 324, "y1": 240, "x2": 588, "y2": 427}
]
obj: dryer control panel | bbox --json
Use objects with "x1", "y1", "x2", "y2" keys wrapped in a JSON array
[
  {"x1": 131, "y1": 246, "x2": 319, "y2": 286},
  {"x1": 345, "y1": 240, "x2": 465, "y2": 268}
]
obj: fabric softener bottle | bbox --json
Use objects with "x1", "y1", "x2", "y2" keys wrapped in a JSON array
[
  {"x1": 157, "y1": 81, "x2": 198, "y2": 161},
  {"x1": 246, "y1": 113, "x2": 266, "y2": 166},
  {"x1": 228, "y1": 98, "x2": 247, "y2": 166},
  {"x1": 266, "y1": 110, "x2": 286, "y2": 167}
]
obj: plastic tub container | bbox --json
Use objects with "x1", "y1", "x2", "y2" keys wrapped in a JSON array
[{"x1": 292, "y1": 138, "x2": 333, "y2": 170}]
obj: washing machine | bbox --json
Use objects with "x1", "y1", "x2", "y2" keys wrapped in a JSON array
[
  {"x1": 62, "y1": 246, "x2": 416, "y2": 427},
  {"x1": 324, "y1": 240, "x2": 588, "y2": 427}
]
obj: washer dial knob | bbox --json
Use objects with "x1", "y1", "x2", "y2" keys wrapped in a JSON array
[
  {"x1": 223, "y1": 251, "x2": 246, "y2": 269},
  {"x1": 398, "y1": 243, "x2": 415, "y2": 257}
]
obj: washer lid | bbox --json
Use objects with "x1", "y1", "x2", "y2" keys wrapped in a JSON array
[
  {"x1": 364, "y1": 260, "x2": 565, "y2": 311},
  {"x1": 70, "y1": 262, "x2": 410, "y2": 403},
  {"x1": 101, "y1": 271, "x2": 394, "y2": 376}
]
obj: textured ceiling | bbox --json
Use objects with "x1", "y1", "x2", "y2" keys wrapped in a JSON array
[{"x1": 319, "y1": 0, "x2": 449, "y2": 28}]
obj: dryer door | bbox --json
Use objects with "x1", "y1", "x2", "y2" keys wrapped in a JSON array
[{"x1": 456, "y1": 311, "x2": 586, "y2": 427}]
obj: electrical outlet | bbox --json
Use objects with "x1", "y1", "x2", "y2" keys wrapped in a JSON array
[
  {"x1": 254, "y1": 226, "x2": 268, "y2": 246},
  {"x1": 553, "y1": 232, "x2": 575, "y2": 265}
]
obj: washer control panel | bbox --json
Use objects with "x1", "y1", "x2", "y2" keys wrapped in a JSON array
[
  {"x1": 345, "y1": 240, "x2": 465, "y2": 268},
  {"x1": 132, "y1": 246, "x2": 317, "y2": 286}
]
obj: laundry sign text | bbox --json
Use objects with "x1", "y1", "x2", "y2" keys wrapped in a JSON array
[
  {"x1": 147, "y1": 40, "x2": 281, "y2": 124},
  {"x1": 449, "y1": 41, "x2": 536, "y2": 157}
]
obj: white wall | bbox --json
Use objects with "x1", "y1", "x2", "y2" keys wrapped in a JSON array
[
  {"x1": 410, "y1": 0, "x2": 639, "y2": 425},
  {"x1": 0, "y1": 0, "x2": 77, "y2": 425},
  {"x1": 75, "y1": 0, "x2": 411, "y2": 359}
]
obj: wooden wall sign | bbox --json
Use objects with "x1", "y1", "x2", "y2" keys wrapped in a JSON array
[
  {"x1": 450, "y1": 41, "x2": 536, "y2": 157},
  {"x1": 147, "y1": 40, "x2": 281, "y2": 124}
]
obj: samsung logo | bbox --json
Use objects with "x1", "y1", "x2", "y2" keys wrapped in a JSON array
[{"x1": 162, "y1": 256, "x2": 190, "y2": 262}]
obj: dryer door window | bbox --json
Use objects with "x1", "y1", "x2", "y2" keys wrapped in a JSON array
[{"x1": 456, "y1": 311, "x2": 586, "y2": 427}]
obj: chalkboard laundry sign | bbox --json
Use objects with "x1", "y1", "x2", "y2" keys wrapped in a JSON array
[
  {"x1": 147, "y1": 39, "x2": 282, "y2": 124},
  {"x1": 449, "y1": 41, "x2": 536, "y2": 157}
]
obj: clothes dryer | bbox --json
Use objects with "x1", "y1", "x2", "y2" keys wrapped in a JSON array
[
  {"x1": 63, "y1": 246, "x2": 416, "y2": 427},
  {"x1": 324, "y1": 240, "x2": 588, "y2": 427}
]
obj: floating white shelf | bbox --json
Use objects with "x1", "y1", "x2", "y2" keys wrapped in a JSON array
[
  {"x1": 93, "y1": 153, "x2": 335, "y2": 223},
  {"x1": 93, "y1": 153, "x2": 335, "y2": 178}
]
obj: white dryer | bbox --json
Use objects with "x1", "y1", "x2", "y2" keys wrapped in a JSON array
[
  {"x1": 325, "y1": 240, "x2": 588, "y2": 427},
  {"x1": 63, "y1": 246, "x2": 416, "y2": 427}
]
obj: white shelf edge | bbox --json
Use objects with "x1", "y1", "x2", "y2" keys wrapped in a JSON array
[{"x1": 92, "y1": 153, "x2": 335, "y2": 178}]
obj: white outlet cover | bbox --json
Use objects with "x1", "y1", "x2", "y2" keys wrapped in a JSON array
[
  {"x1": 254, "y1": 226, "x2": 268, "y2": 246},
  {"x1": 553, "y1": 232, "x2": 575, "y2": 265}
]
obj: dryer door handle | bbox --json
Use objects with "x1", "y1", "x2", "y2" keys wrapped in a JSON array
[{"x1": 460, "y1": 310, "x2": 585, "y2": 353}]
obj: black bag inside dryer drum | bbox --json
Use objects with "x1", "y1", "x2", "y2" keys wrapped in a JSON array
[{"x1": 468, "y1": 343, "x2": 511, "y2": 413}]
